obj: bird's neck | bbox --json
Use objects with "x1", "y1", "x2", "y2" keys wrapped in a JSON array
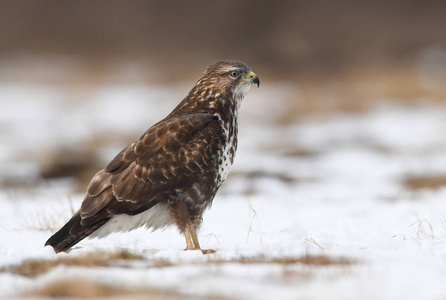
[{"x1": 172, "y1": 85, "x2": 242, "y2": 125}]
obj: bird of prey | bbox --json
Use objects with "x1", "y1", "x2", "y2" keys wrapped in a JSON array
[{"x1": 45, "y1": 60, "x2": 260, "y2": 254}]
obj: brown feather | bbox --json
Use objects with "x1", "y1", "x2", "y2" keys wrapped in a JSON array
[{"x1": 81, "y1": 186, "x2": 114, "y2": 218}]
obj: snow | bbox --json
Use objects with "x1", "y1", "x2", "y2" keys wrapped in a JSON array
[{"x1": 1, "y1": 83, "x2": 446, "y2": 299}]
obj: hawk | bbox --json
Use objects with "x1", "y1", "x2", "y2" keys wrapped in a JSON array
[{"x1": 45, "y1": 60, "x2": 259, "y2": 254}]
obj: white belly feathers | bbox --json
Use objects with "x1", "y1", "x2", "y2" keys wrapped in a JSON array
[{"x1": 89, "y1": 202, "x2": 174, "y2": 239}]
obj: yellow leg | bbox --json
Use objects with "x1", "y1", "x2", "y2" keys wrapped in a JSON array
[
  {"x1": 184, "y1": 226, "x2": 215, "y2": 254},
  {"x1": 184, "y1": 227, "x2": 195, "y2": 250},
  {"x1": 189, "y1": 229, "x2": 201, "y2": 249}
]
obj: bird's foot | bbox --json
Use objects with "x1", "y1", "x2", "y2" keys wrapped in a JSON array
[
  {"x1": 184, "y1": 246, "x2": 216, "y2": 254},
  {"x1": 184, "y1": 226, "x2": 215, "y2": 254},
  {"x1": 201, "y1": 249, "x2": 216, "y2": 254}
]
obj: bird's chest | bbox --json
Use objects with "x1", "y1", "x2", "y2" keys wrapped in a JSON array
[{"x1": 215, "y1": 115, "x2": 238, "y2": 186}]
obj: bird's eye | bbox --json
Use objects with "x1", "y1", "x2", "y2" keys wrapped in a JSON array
[{"x1": 229, "y1": 71, "x2": 240, "y2": 78}]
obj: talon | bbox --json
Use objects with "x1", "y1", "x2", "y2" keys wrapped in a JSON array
[
  {"x1": 184, "y1": 246, "x2": 200, "y2": 251},
  {"x1": 201, "y1": 249, "x2": 216, "y2": 254}
]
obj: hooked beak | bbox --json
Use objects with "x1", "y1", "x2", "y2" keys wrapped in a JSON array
[{"x1": 248, "y1": 71, "x2": 260, "y2": 87}]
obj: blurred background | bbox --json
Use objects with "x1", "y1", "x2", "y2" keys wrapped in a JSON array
[
  {"x1": 2, "y1": 0, "x2": 446, "y2": 193},
  {"x1": 3, "y1": 2, "x2": 446, "y2": 298}
]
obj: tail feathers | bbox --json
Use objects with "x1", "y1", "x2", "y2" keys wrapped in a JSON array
[{"x1": 45, "y1": 212, "x2": 109, "y2": 253}]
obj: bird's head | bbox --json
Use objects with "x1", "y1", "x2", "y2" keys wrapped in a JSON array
[
  {"x1": 174, "y1": 60, "x2": 259, "y2": 115},
  {"x1": 203, "y1": 60, "x2": 260, "y2": 100}
]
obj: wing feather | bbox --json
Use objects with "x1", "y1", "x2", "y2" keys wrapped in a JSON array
[
  {"x1": 79, "y1": 112, "x2": 218, "y2": 219},
  {"x1": 86, "y1": 170, "x2": 111, "y2": 197}
]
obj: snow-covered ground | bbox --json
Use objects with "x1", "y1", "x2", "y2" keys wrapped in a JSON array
[{"x1": 1, "y1": 82, "x2": 446, "y2": 299}]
